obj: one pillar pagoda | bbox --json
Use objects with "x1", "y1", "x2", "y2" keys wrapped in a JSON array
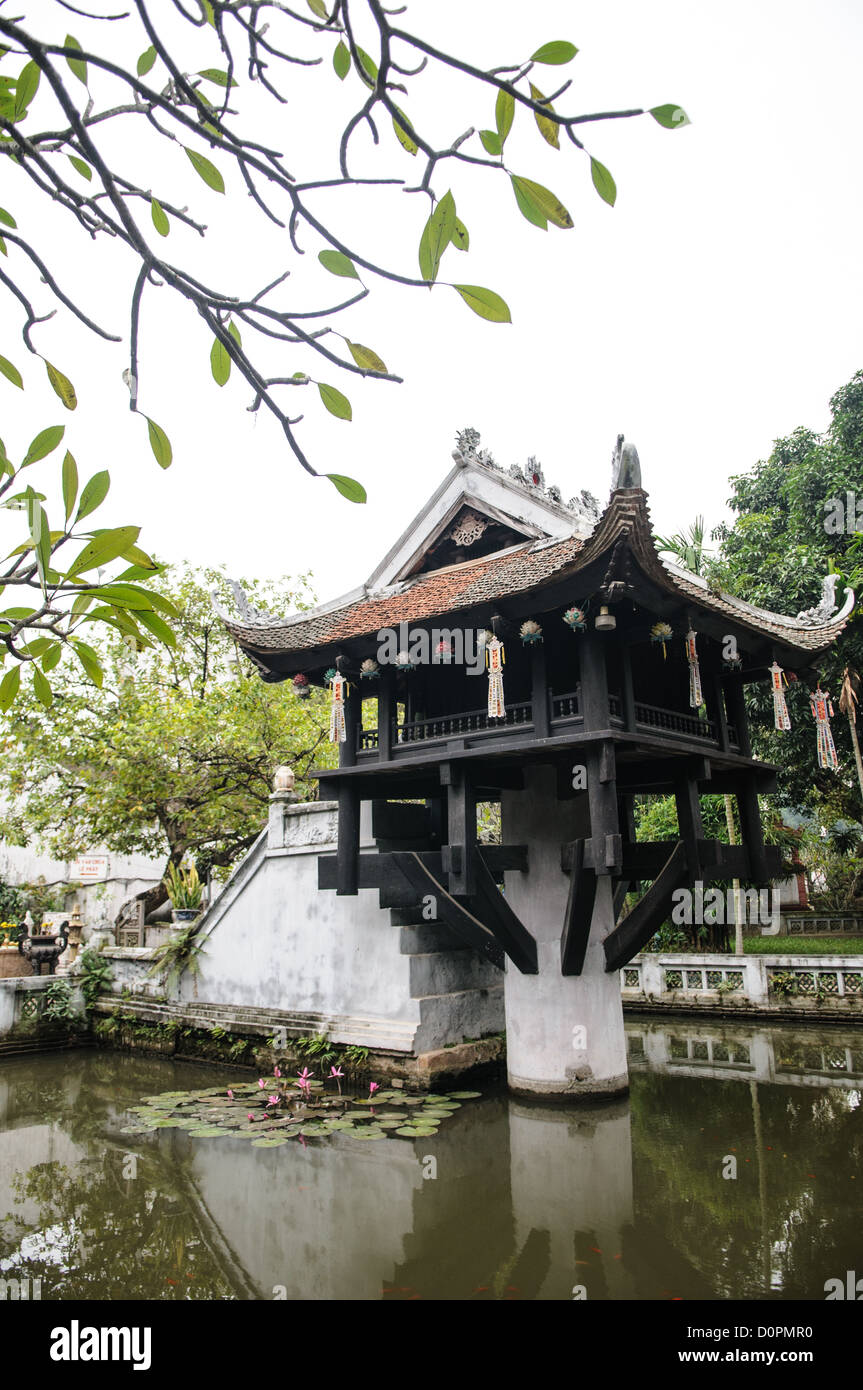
[{"x1": 216, "y1": 429, "x2": 853, "y2": 1099}]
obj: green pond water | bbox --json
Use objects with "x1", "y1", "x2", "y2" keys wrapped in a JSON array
[{"x1": 0, "y1": 1017, "x2": 860, "y2": 1301}]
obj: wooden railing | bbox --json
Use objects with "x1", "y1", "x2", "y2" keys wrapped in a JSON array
[{"x1": 358, "y1": 690, "x2": 728, "y2": 752}]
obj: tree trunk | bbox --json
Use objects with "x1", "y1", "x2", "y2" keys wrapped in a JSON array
[{"x1": 725, "y1": 794, "x2": 744, "y2": 957}]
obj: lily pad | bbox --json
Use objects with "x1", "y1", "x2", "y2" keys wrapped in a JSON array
[
  {"x1": 251, "y1": 1136, "x2": 289, "y2": 1147},
  {"x1": 151, "y1": 1118, "x2": 184, "y2": 1128},
  {"x1": 350, "y1": 1128, "x2": 387, "y2": 1140},
  {"x1": 395, "y1": 1126, "x2": 422, "y2": 1137},
  {"x1": 192, "y1": 1126, "x2": 231, "y2": 1136},
  {"x1": 378, "y1": 1119, "x2": 405, "y2": 1130}
]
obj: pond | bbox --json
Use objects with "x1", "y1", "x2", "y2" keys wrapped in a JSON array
[{"x1": 0, "y1": 1017, "x2": 860, "y2": 1301}]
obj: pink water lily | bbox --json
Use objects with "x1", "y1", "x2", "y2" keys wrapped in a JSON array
[
  {"x1": 368, "y1": 1081, "x2": 380, "y2": 1097},
  {"x1": 227, "y1": 1089, "x2": 234, "y2": 1099},
  {"x1": 247, "y1": 1112, "x2": 255, "y2": 1121},
  {"x1": 329, "y1": 1065, "x2": 344, "y2": 1096},
  {"x1": 258, "y1": 1078, "x2": 265, "y2": 1089},
  {"x1": 297, "y1": 1067, "x2": 313, "y2": 1083},
  {"x1": 267, "y1": 1094, "x2": 280, "y2": 1106},
  {"x1": 274, "y1": 1066, "x2": 282, "y2": 1078}
]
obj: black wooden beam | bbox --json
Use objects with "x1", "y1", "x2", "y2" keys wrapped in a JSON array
[
  {"x1": 390, "y1": 851, "x2": 506, "y2": 969},
  {"x1": 336, "y1": 783, "x2": 360, "y2": 896},
  {"x1": 603, "y1": 841, "x2": 688, "y2": 972},
  {"x1": 560, "y1": 838, "x2": 596, "y2": 976},
  {"x1": 674, "y1": 771, "x2": 704, "y2": 880},
  {"x1": 318, "y1": 845, "x2": 528, "y2": 894},
  {"x1": 443, "y1": 766, "x2": 476, "y2": 896},
  {"x1": 734, "y1": 772, "x2": 770, "y2": 886},
  {"x1": 530, "y1": 640, "x2": 550, "y2": 740},
  {"x1": 465, "y1": 847, "x2": 538, "y2": 974},
  {"x1": 724, "y1": 673, "x2": 751, "y2": 757},
  {"x1": 377, "y1": 665, "x2": 395, "y2": 763}
]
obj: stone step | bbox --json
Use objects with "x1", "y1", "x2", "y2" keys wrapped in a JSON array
[
  {"x1": 397, "y1": 921, "x2": 469, "y2": 955},
  {"x1": 408, "y1": 949, "x2": 501, "y2": 998},
  {"x1": 413, "y1": 986, "x2": 504, "y2": 1054}
]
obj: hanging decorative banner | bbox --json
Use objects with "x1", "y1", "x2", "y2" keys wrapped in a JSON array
[
  {"x1": 520, "y1": 620, "x2": 543, "y2": 645},
  {"x1": 685, "y1": 629, "x2": 703, "y2": 708},
  {"x1": 563, "y1": 606, "x2": 586, "y2": 632},
  {"x1": 328, "y1": 672, "x2": 347, "y2": 743},
  {"x1": 486, "y1": 636, "x2": 506, "y2": 719},
  {"x1": 768, "y1": 662, "x2": 791, "y2": 731},
  {"x1": 810, "y1": 686, "x2": 839, "y2": 770},
  {"x1": 360, "y1": 658, "x2": 379, "y2": 680},
  {"x1": 650, "y1": 621, "x2": 673, "y2": 659}
]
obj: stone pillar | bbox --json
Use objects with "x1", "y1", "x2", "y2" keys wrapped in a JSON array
[{"x1": 502, "y1": 765, "x2": 628, "y2": 1099}]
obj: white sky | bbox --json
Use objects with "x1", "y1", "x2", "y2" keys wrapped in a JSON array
[{"x1": 2, "y1": 0, "x2": 862, "y2": 606}]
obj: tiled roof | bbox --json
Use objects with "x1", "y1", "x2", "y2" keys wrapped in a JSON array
[
  {"x1": 218, "y1": 489, "x2": 854, "y2": 664},
  {"x1": 221, "y1": 534, "x2": 585, "y2": 653}
]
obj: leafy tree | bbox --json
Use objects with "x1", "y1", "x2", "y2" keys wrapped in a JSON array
[
  {"x1": 1, "y1": 420, "x2": 175, "y2": 709},
  {"x1": 0, "y1": 565, "x2": 335, "y2": 879},
  {"x1": 711, "y1": 371, "x2": 863, "y2": 817},
  {"x1": 0, "y1": 3, "x2": 688, "y2": 488}
]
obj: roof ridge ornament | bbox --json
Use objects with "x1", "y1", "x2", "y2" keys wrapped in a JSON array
[
  {"x1": 209, "y1": 579, "x2": 280, "y2": 627},
  {"x1": 611, "y1": 434, "x2": 642, "y2": 491},
  {"x1": 796, "y1": 573, "x2": 840, "y2": 627}
]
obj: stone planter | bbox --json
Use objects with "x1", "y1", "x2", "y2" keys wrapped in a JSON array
[{"x1": 0, "y1": 946, "x2": 31, "y2": 979}]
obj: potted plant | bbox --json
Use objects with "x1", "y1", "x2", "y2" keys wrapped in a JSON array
[{"x1": 163, "y1": 862, "x2": 203, "y2": 924}]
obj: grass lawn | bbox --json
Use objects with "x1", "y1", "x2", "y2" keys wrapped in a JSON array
[{"x1": 742, "y1": 936, "x2": 863, "y2": 955}]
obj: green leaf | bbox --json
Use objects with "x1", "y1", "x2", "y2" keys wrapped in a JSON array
[
  {"x1": 326, "y1": 473, "x2": 366, "y2": 504},
  {"x1": 418, "y1": 189, "x2": 456, "y2": 283},
  {"x1": 66, "y1": 526, "x2": 141, "y2": 578},
  {"x1": 530, "y1": 83, "x2": 560, "y2": 150},
  {"x1": 347, "y1": 341, "x2": 387, "y2": 374},
  {"x1": 32, "y1": 665, "x2": 52, "y2": 708},
  {"x1": 41, "y1": 642, "x2": 62, "y2": 673},
  {"x1": 452, "y1": 285, "x2": 512, "y2": 324},
  {"x1": 0, "y1": 235, "x2": 6, "y2": 257},
  {"x1": 228, "y1": 320, "x2": 242, "y2": 349},
  {"x1": 22, "y1": 426, "x2": 64, "y2": 467},
  {"x1": 68, "y1": 155, "x2": 92, "y2": 181},
  {"x1": 590, "y1": 157, "x2": 617, "y2": 206},
  {"x1": 0, "y1": 207, "x2": 17, "y2": 229},
  {"x1": 333, "y1": 41, "x2": 350, "y2": 80},
  {"x1": 210, "y1": 333, "x2": 231, "y2": 386},
  {"x1": 318, "y1": 249, "x2": 359, "y2": 279},
  {"x1": 479, "y1": 129, "x2": 502, "y2": 156},
  {"x1": 202, "y1": 1, "x2": 216, "y2": 27},
  {"x1": 45, "y1": 360, "x2": 77, "y2": 410},
  {"x1": 14, "y1": 60, "x2": 40, "y2": 120},
  {"x1": 70, "y1": 639, "x2": 103, "y2": 688},
  {"x1": 137, "y1": 46, "x2": 157, "y2": 76},
  {"x1": 453, "y1": 218, "x2": 469, "y2": 252},
  {"x1": 0, "y1": 664, "x2": 20, "y2": 712},
  {"x1": 87, "y1": 584, "x2": 153, "y2": 610},
  {"x1": 510, "y1": 174, "x2": 573, "y2": 229},
  {"x1": 307, "y1": 0, "x2": 328, "y2": 16},
  {"x1": 76, "y1": 470, "x2": 109, "y2": 522},
  {"x1": 64, "y1": 35, "x2": 88, "y2": 87},
  {"x1": 184, "y1": 146, "x2": 225, "y2": 193},
  {"x1": 531, "y1": 41, "x2": 579, "y2": 65},
  {"x1": 0, "y1": 354, "x2": 22, "y2": 389},
  {"x1": 198, "y1": 68, "x2": 236, "y2": 88},
  {"x1": 62, "y1": 451, "x2": 78, "y2": 523},
  {"x1": 354, "y1": 47, "x2": 378, "y2": 88},
  {"x1": 145, "y1": 417, "x2": 172, "y2": 469},
  {"x1": 151, "y1": 197, "x2": 169, "y2": 236},
  {"x1": 392, "y1": 107, "x2": 418, "y2": 156},
  {"x1": 495, "y1": 88, "x2": 515, "y2": 145},
  {"x1": 119, "y1": 544, "x2": 157, "y2": 571},
  {"x1": 318, "y1": 383, "x2": 352, "y2": 421},
  {"x1": 135, "y1": 609, "x2": 176, "y2": 646},
  {"x1": 650, "y1": 104, "x2": 690, "y2": 129}
]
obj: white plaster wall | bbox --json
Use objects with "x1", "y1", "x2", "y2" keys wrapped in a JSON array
[{"x1": 177, "y1": 800, "x2": 423, "y2": 1049}]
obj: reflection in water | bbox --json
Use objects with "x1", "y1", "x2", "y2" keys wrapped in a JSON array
[{"x1": 0, "y1": 1022, "x2": 860, "y2": 1301}]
